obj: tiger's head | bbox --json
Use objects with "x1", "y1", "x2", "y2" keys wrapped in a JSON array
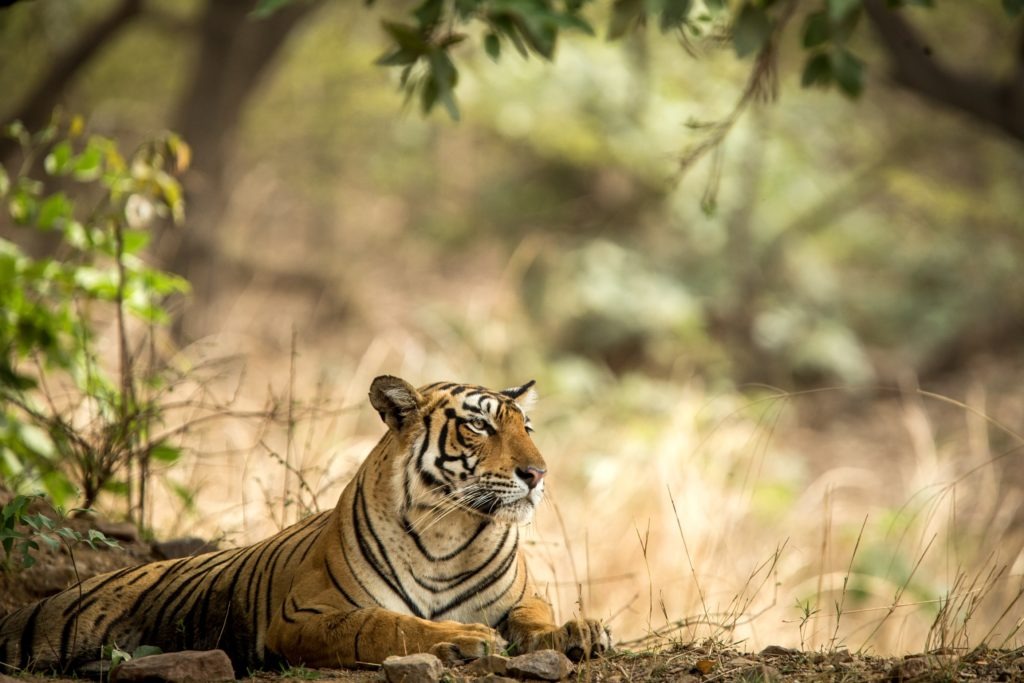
[{"x1": 369, "y1": 375, "x2": 546, "y2": 525}]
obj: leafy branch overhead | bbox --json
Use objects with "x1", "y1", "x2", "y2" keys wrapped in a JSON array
[{"x1": 250, "y1": 0, "x2": 1024, "y2": 138}]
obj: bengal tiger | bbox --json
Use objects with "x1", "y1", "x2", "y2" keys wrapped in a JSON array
[{"x1": 0, "y1": 376, "x2": 610, "y2": 675}]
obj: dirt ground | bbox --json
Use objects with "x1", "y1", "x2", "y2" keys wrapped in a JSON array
[{"x1": 3, "y1": 642, "x2": 1024, "y2": 682}]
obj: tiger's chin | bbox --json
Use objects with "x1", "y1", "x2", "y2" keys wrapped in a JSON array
[{"x1": 493, "y1": 498, "x2": 537, "y2": 525}]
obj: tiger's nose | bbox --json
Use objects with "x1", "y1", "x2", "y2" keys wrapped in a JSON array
[{"x1": 515, "y1": 466, "x2": 546, "y2": 490}]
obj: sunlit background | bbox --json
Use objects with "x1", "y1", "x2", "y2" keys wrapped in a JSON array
[{"x1": 2, "y1": 0, "x2": 1023, "y2": 656}]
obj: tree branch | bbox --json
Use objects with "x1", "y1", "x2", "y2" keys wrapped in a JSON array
[{"x1": 863, "y1": 0, "x2": 1024, "y2": 143}]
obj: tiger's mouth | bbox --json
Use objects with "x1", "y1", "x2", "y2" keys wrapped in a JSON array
[{"x1": 464, "y1": 491, "x2": 536, "y2": 524}]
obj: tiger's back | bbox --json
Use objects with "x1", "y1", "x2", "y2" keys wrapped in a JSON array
[{"x1": 0, "y1": 510, "x2": 331, "y2": 674}]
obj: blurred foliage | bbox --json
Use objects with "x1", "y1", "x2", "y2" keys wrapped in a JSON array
[
  {"x1": 255, "y1": 0, "x2": 1021, "y2": 119},
  {"x1": 2, "y1": 0, "x2": 1022, "y2": 389},
  {"x1": 0, "y1": 115, "x2": 189, "y2": 513}
]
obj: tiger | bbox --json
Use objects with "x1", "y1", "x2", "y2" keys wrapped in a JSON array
[{"x1": 0, "y1": 375, "x2": 610, "y2": 675}]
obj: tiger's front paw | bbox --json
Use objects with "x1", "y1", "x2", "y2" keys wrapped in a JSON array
[
  {"x1": 429, "y1": 622, "x2": 507, "y2": 662},
  {"x1": 530, "y1": 618, "x2": 611, "y2": 662}
]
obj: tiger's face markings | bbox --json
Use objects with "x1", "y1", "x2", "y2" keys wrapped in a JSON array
[{"x1": 369, "y1": 376, "x2": 545, "y2": 525}]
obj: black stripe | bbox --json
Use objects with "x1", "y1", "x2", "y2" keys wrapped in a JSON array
[
  {"x1": 478, "y1": 560, "x2": 518, "y2": 612},
  {"x1": 433, "y1": 535, "x2": 518, "y2": 618},
  {"x1": 264, "y1": 515, "x2": 329, "y2": 626},
  {"x1": 494, "y1": 578, "x2": 528, "y2": 633},
  {"x1": 338, "y1": 534, "x2": 384, "y2": 608},
  {"x1": 60, "y1": 564, "x2": 143, "y2": 618},
  {"x1": 139, "y1": 551, "x2": 242, "y2": 645},
  {"x1": 352, "y1": 479, "x2": 423, "y2": 617},
  {"x1": 411, "y1": 524, "x2": 509, "y2": 593},
  {"x1": 404, "y1": 518, "x2": 489, "y2": 562},
  {"x1": 324, "y1": 555, "x2": 364, "y2": 610},
  {"x1": 352, "y1": 613, "x2": 369, "y2": 664},
  {"x1": 18, "y1": 600, "x2": 44, "y2": 669}
]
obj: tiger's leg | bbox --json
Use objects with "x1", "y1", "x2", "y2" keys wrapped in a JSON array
[
  {"x1": 502, "y1": 594, "x2": 611, "y2": 662},
  {"x1": 266, "y1": 602, "x2": 505, "y2": 668}
]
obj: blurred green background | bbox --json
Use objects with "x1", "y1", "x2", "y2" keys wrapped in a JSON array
[{"x1": 2, "y1": 0, "x2": 1023, "y2": 655}]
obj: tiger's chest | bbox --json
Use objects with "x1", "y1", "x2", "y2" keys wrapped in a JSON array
[{"x1": 368, "y1": 522, "x2": 522, "y2": 624}]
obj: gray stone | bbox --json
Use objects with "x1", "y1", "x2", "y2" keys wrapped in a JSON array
[
  {"x1": 152, "y1": 537, "x2": 218, "y2": 560},
  {"x1": 78, "y1": 658, "x2": 114, "y2": 680},
  {"x1": 462, "y1": 654, "x2": 510, "y2": 676},
  {"x1": 383, "y1": 652, "x2": 445, "y2": 683},
  {"x1": 93, "y1": 519, "x2": 140, "y2": 543},
  {"x1": 110, "y1": 649, "x2": 234, "y2": 682},
  {"x1": 506, "y1": 650, "x2": 574, "y2": 681}
]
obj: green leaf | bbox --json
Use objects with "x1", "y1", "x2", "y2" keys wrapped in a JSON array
[
  {"x1": 660, "y1": 0, "x2": 693, "y2": 32},
  {"x1": 121, "y1": 228, "x2": 151, "y2": 255},
  {"x1": 0, "y1": 166, "x2": 9, "y2": 197},
  {"x1": 732, "y1": 3, "x2": 772, "y2": 58},
  {"x1": 8, "y1": 191, "x2": 37, "y2": 224},
  {"x1": 484, "y1": 32, "x2": 502, "y2": 60},
  {"x1": 72, "y1": 146, "x2": 104, "y2": 181},
  {"x1": 382, "y1": 20, "x2": 428, "y2": 53},
  {"x1": 424, "y1": 50, "x2": 460, "y2": 120},
  {"x1": 802, "y1": 11, "x2": 830, "y2": 48},
  {"x1": 376, "y1": 48, "x2": 421, "y2": 66},
  {"x1": 1004, "y1": 0, "x2": 1024, "y2": 16},
  {"x1": 149, "y1": 442, "x2": 182, "y2": 464},
  {"x1": 36, "y1": 192, "x2": 73, "y2": 231},
  {"x1": 250, "y1": 0, "x2": 292, "y2": 19},
  {"x1": 43, "y1": 141, "x2": 72, "y2": 176},
  {"x1": 801, "y1": 52, "x2": 833, "y2": 88},
  {"x1": 827, "y1": 0, "x2": 861, "y2": 21},
  {"x1": 413, "y1": 0, "x2": 444, "y2": 26},
  {"x1": 831, "y1": 47, "x2": 864, "y2": 97}
]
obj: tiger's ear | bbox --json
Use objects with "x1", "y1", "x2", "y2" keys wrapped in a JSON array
[
  {"x1": 501, "y1": 380, "x2": 537, "y2": 409},
  {"x1": 369, "y1": 375, "x2": 423, "y2": 432}
]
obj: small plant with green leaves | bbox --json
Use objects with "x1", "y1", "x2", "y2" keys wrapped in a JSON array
[
  {"x1": 105, "y1": 643, "x2": 164, "y2": 669},
  {"x1": 0, "y1": 114, "x2": 190, "y2": 523},
  {"x1": 1, "y1": 493, "x2": 120, "y2": 574},
  {"x1": 278, "y1": 662, "x2": 321, "y2": 680}
]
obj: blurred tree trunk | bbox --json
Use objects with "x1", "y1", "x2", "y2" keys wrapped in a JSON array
[
  {"x1": 166, "y1": 0, "x2": 323, "y2": 339},
  {"x1": 864, "y1": 0, "x2": 1024, "y2": 144},
  {"x1": 0, "y1": 0, "x2": 142, "y2": 166}
]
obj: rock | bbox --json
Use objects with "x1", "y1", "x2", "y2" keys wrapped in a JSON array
[
  {"x1": 383, "y1": 652, "x2": 445, "y2": 683},
  {"x1": 760, "y1": 645, "x2": 798, "y2": 657},
  {"x1": 152, "y1": 537, "x2": 218, "y2": 560},
  {"x1": 506, "y1": 650, "x2": 574, "y2": 681},
  {"x1": 93, "y1": 519, "x2": 140, "y2": 543},
  {"x1": 462, "y1": 654, "x2": 510, "y2": 676},
  {"x1": 110, "y1": 649, "x2": 234, "y2": 682},
  {"x1": 78, "y1": 658, "x2": 114, "y2": 680}
]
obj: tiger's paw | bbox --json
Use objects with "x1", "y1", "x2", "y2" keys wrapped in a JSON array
[
  {"x1": 528, "y1": 618, "x2": 611, "y2": 662},
  {"x1": 429, "y1": 623, "x2": 507, "y2": 662}
]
